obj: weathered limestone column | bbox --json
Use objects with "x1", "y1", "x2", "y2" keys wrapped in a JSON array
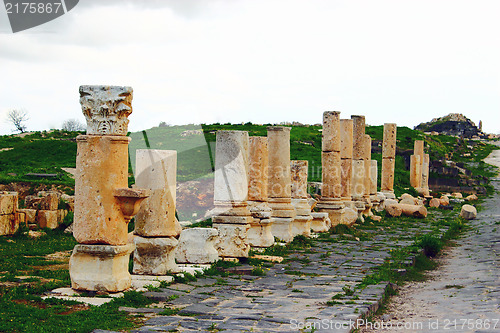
[
  {"x1": 339, "y1": 119, "x2": 358, "y2": 225},
  {"x1": 381, "y1": 123, "x2": 397, "y2": 199},
  {"x1": 351, "y1": 115, "x2": 368, "y2": 221},
  {"x1": 247, "y1": 136, "x2": 274, "y2": 247},
  {"x1": 133, "y1": 149, "x2": 180, "y2": 275},
  {"x1": 290, "y1": 160, "x2": 312, "y2": 237},
  {"x1": 268, "y1": 127, "x2": 296, "y2": 243},
  {"x1": 212, "y1": 130, "x2": 252, "y2": 257},
  {"x1": 410, "y1": 140, "x2": 424, "y2": 191},
  {"x1": 317, "y1": 111, "x2": 345, "y2": 227},
  {"x1": 70, "y1": 85, "x2": 149, "y2": 292},
  {"x1": 370, "y1": 160, "x2": 384, "y2": 211},
  {"x1": 362, "y1": 135, "x2": 373, "y2": 217},
  {"x1": 421, "y1": 154, "x2": 430, "y2": 196}
]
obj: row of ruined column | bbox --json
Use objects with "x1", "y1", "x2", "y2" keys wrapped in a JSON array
[
  {"x1": 211, "y1": 111, "x2": 400, "y2": 258},
  {"x1": 67, "y1": 85, "x2": 424, "y2": 294}
]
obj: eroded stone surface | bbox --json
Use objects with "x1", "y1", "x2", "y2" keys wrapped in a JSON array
[
  {"x1": 79, "y1": 85, "x2": 133, "y2": 136},
  {"x1": 0, "y1": 192, "x2": 17, "y2": 215},
  {"x1": 322, "y1": 111, "x2": 341, "y2": 152},
  {"x1": 135, "y1": 149, "x2": 180, "y2": 237},
  {"x1": 38, "y1": 210, "x2": 58, "y2": 229},
  {"x1": 133, "y1": 236, "x2": 179, "y2": 275},
  {"x1": 290, "y1": 160, "x2": 308, "y2": 199},
  {"x1": 248, "y1": 136, "x2": 268, "y2": 202},
  {"x1": 267, "y1": 127, "x2": 292, "y2": 199},
  {"x1": 176, "y1": 228, "x2": 220, "y2": 263},
  {"x1": 460, "y1": 204, "x2": 477, "y2": 220},
  {"x1": 69, "y1": 243, "x2": 134, "y2": 292},
  {"x1": 248, "y1": 218, "x2": 274, "y2": 248},
  {"x1": 214, "y1": 131, "x2": 249, "y2": 204},
  {"x1": 214, "y1": 223, "x2": 250, "y2": 257}
]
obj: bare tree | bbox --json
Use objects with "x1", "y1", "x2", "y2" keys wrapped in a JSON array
[
  {"x1": 6, "y1": 109, "x2": 29, "y2": 133},
  {"x1": 62, "y1": 119, "x2": 86, "y2": 131}
]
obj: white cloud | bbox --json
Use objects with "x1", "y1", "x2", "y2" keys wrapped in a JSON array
[{"x1": 0, "y1": 0, "x2": 499, "y2": 135}]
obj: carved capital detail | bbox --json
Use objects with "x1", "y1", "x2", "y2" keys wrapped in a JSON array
[{"x1": 79, "y1": 85, "x2": 133, "y2": 135}]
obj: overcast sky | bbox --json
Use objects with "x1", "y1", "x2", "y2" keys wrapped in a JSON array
[{"x1": 0, "y1": 0, "x2": 499, "y2": 135}]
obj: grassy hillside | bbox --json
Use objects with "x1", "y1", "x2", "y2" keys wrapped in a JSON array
[{"x1": 0, "y1": 124, "x2": 496, "y2": 198}]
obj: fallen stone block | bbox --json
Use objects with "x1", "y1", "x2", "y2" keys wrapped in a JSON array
[
  {"x1": 0, "y1": 214, "x2": 19, "y2": 235},
  {"x1": 399, "y1": 204, "x2": 427, "y2": 218},
  {"x1": 429, "y1": 198, "x2": 441, "y2": 208},
  {"x1": 37, "y1": 210, "x2": 58, "y2": 229},
  {"x1": 385, "y1": 204, "x2": 402, "y2": 217},
  {"x1": 451, "y1": 192, "x2": 463, "y2": 199},
  {"x1": 39, "y1": 192, "x2": 59, "y2": 211},
  {"x1": 465, "y1": 194, "x2": 478, "y2": 201},
  {"x1": 176, "y1": 227, "x2": 219, "y2": 264},
  {"x1": 18, "y1": 208, "x2": 37, "y2": 223},
  {"x1": 460, "y1": 204, "x2": 477, "y2": 220},
  {"x1": 342, "y1": 207, "x2": 358, "y2": 226},
  {"x1": 0, "y1": 192, "x2": 18, "y2": 215}
]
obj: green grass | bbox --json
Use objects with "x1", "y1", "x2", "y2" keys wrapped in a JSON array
[{"x1": 0, "y1": 227, "x2": 155, "y2": 333}]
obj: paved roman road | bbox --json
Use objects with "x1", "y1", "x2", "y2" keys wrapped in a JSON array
[{"x1": 361, "y1": 146, "x2": 500, "y2": 333}]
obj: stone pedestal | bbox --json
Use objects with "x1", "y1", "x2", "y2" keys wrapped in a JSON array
[
  {"x1": 310, "y1": 212, "x2": 330, "y2": 233},
  {"x1": 214, "y1": 223, "x2": 251, "y2": 257},
  {"x1": 133, "y1": 236, "x2": 178, "y2": 275},
  {"x1": 176, "y1": 228, "x2": 219, "y2": 264},
  {"x1": 69, "y1": 243, "x2": 134, "y2": 292},
  {"x1": 213, "y1": 130, "x2": 252, "y2": 257},
  {"x1": 268, "y1": 127, "x2": 295, "y2": 242},
  {"x1": 271, "y1": 217, "x2": 294, "y2": 242},
  {"x1": 248, "y1": 218, "x2": 274, "y2": 247}
]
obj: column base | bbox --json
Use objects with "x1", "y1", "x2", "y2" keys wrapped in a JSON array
[
  {"x1": 69, "y1": 243, "x2": 134, "y2": 292},
  {"x1": 133, "y1": 236, "x2": 179, "y2": 275},
  {"x1": 291, "y1": 215, "x2": 312, "y2": 238},
  {"x1": 248, "y1": 201, "x2": 272, "y2": 219},
  {"x1": 176, "y1": 227, "x2": 219, "y2": 264},
  {"x1": 291, "y1": 198, "x2": 312, "y2": 216},
  {"x1": 317, "y1": 198, "x2": 345, "y2": 227},
  {"x1": 269, "y1": 198, "x2": 297, "y2": 218},
  {"x1": 271, "y1": 217, "x2": 294, "y2": 243},
  {"x1": 310, "y1": 212, "x2": 330, "y2": 233},
  {"x1": 213, "y1": 222, "x2": 250, "y2": 258},
  {"x1": 248, "y1": 218, "x2": 275, "y2": 247}
]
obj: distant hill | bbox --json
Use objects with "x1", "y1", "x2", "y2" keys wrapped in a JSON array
[{"x1": 415, "y1": 113, "x2": 482, "y2": 138}]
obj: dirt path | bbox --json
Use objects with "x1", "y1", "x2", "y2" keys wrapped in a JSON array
[{"x1": 360, "y1": 146, "x2": 500, "y2": 333}]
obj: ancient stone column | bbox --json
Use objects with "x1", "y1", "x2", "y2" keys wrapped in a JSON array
[
  {"x1": 362, "y1": 135, "x2": 373, "y2": 216},
  {"x1": 381, "y1": 123, "x2": 397, "y2": 199},
  {"x1": 410, "y1": 140, "x2": 425, "y2": 191},
  {"x1": 317, "y1": 111, "x2": 345, "y2": 227},
  {"x1": 369, "y1": 160, "x2": 384, "y2": 212},
  {"x1": 338, "y1": 119, "x2": 358, "y2": 225},
  {"x1": 212, "y1": 130, "x2": 252, "y2": 257},
  {"x1": 132, "y1": 149, "x2": 180, "y2": 275},
  {"x1": 350, "y1": 115, "x2": 368, "y2": 221},
  {"x1": 290, "y1": 160, "x2": 312, "y2": 237},
  {"x1": 421, "y1": 154, "x2": 430, "y2": 196},
  {"x1": 70, "y1": 85, "x2": 149, "y2": 292},
  {"x1": 247, "y1": 136, "x2": 274, "y2": 247},
  {"x1": 268, "y1": 126, "x2": 296, "y2": 243}
]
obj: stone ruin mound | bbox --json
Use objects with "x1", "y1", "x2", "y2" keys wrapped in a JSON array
[{"x1": 415, "y1": 113, "x2": 482, "y2": 138}]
